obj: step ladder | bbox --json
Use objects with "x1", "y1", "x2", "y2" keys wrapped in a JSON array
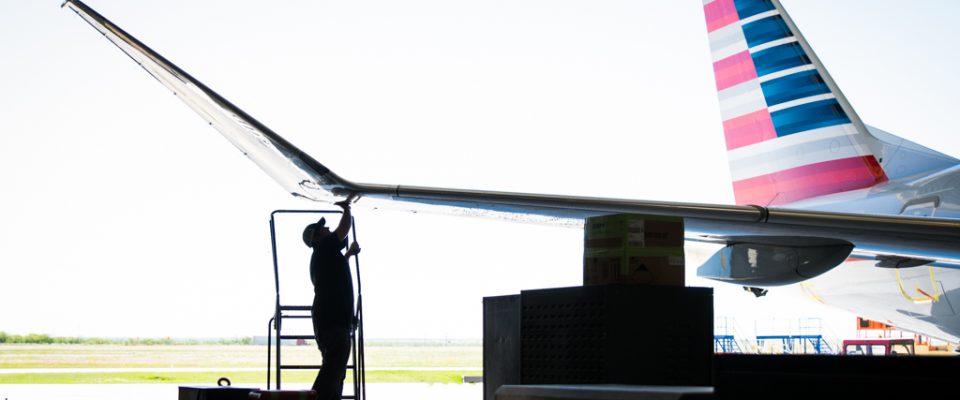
[{"x1": 265, "y1": 209, "x2": 366, "y2": 400}]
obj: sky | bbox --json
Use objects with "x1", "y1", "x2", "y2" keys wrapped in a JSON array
[{"x1": 1, "y1": 0, "x2": 959, "y2": 341}]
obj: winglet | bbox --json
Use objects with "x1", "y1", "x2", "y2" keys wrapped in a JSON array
[{"x1": 63, "y1": 0, "x2": 361, "y2": 202}]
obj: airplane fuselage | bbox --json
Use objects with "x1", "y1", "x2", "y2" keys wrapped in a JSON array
[{"x1": 778, "y1": 165, "x2": 960, "y2": 342}]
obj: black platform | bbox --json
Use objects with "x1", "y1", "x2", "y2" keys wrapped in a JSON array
[
  {"x1": 492, "y1": 354, "x2": 960, "y2": 399},
  {"x1": 713, "y1": 353, "x2": 959, "y2": 397},
  {"x1": 484, "y1": 284, "x2": 713, "y2": 400}
]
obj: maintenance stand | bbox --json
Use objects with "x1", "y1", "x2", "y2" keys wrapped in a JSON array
[{"x1": 265, "y1": 209, "x2": 366, "y2": 400}]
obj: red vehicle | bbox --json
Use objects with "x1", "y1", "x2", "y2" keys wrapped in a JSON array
[{"x1": 842, "y1": 338, "x2": 915, "y2": 356}]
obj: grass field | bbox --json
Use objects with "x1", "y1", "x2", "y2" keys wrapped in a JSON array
[{"x1": 0, "y1": 343, "x2": 481, "y2": 384}]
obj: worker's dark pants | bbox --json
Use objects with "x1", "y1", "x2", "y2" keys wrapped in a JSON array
[{"x1": 312, "y1": 321, "x2": 351, "y2": 400}]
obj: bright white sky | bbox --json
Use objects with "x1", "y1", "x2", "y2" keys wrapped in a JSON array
[{"x1": 1, "y1": 0, "x2": 958, "y2": 341}]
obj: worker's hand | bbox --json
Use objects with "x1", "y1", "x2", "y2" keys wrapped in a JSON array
[
  {"x1": 334, "y1": 193, "x2": 358, "y2": 209},
  {"x1": 346, "y1": 242, "x2": 361, "y2": 256}
]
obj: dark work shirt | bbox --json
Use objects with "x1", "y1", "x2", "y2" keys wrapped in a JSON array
[{"x1": 310, "y1": 233, "x2": 354, "y2": 328}]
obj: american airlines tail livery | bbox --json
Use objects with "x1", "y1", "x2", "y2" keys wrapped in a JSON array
[{"x1": 64, "y1": 0, "x2": 960, "y2": 341}]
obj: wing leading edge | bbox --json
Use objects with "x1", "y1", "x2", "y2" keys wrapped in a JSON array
[{"x1": 63, "y1": 0, "x2": 960, "y2": 267}]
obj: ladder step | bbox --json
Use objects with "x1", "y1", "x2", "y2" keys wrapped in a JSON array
[
  {"x1": 280, "y1": 315, "x2": 312, "y2": 319},
  {"x1": 279, "y1": 335, "x2": 315, "y2": 340},
  {"x1": 279, "y1": 364, "x2": 357, "y2": 370},
  {"x1": 280, "y1": 305, "x2": 312, "y2": 311}
]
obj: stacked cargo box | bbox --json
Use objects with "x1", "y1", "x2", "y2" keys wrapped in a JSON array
[{"x1": 583, "y1": 214, "x2": 685, "y2": 286}]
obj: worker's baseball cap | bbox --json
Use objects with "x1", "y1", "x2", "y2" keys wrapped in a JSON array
[{"x1": 302, "y1": 217, "x2": 327, "y2": 247}]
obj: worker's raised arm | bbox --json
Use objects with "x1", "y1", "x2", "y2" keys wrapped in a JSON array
[{"x1": 334, "y1": 201, "x2": 352, "y2": 242}]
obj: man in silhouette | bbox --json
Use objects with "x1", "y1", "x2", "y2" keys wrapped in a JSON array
[{"x1": 303, "y1": 200, "x2": 360, "y2": 400}]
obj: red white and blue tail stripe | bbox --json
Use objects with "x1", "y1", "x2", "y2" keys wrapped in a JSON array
[{"x1": 703, "y1": 0, "x2": 887, "y2": 206}]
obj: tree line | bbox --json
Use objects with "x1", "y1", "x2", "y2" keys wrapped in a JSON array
[{"x1": 0, "y1": 331, "x2": 253, "y2": 345}]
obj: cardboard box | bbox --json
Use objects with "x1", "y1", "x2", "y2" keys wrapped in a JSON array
[
  {"x1": 583, "y1": 214, "x2": 684, "y2": 286},
  {"x1": 584, "y1": 250, "x2": 685, "y2": 286}
]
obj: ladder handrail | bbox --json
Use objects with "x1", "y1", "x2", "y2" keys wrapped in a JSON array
[{"x1": 349, "y1": 216, "x2": 366, "y2": 400}]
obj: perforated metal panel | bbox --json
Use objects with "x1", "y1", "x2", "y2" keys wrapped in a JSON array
[
  {"x1": 521, "y1": 291, "x2": 607, "y2": 383},
  {"x1": 519, "y1": 285, "x2": 713, "y2": 386}
]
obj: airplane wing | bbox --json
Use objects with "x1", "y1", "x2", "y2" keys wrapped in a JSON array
[{"x1": 63, "y1": 0, "x2": 960, "y2": 269}]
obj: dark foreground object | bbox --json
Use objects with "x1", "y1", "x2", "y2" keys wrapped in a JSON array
[
  {"x1": 494, "y1": 354, "x2": 960, "y2": 399},
  {"x1": 484, "y1": 284, "x2": 713, "y2": 400},
  {"x1": 497, "y1": 384, "x2": 712, "y2": 400},
  {"x1": 178, "y1": 386, "x2": 255, "y2": 400},
  {"x1": 714, "y1": 353, "x2": 960, "y2": 397},
  {"x1": 179, "y1": 387, "x2": 318, "y2": 400},
  {"x1": 483, "y1": 284, "x2": 960, "y2": 399}
]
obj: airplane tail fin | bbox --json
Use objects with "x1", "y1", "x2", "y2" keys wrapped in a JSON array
[{"x1": 703, "y1": 0, "x2": 887, "y2": 206}]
